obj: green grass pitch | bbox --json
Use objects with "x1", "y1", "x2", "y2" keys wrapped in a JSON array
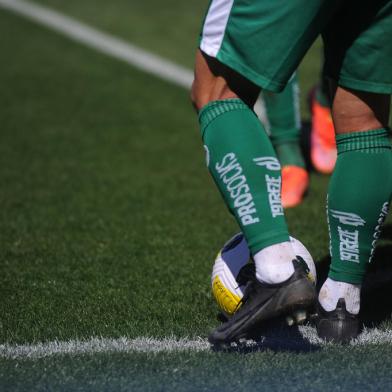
[{"x1": 1, "y1": 1, "x2": 392, "y2": 391}]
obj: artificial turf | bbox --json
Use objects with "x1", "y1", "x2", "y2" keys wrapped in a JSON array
[
  {"x1": 0, "y1": 6, "x2": 226, "y2": 342},
  {"x1": 3, "y1": 346, "x2": 392, "y2": 392},
  {"x1": 1, "y1": 2, "x2": 392, "y2": 391},
  {"x1": 0, "y1": 2, "x2": 333, "y2": 345}
]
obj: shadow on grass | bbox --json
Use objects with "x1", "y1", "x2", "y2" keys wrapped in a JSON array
[
  {"x1": 211, "y1": 318, "x2": 321, "y2": 354},
  {"x1": 315, "y1": 223, "x2": 392, "y2": 329}
]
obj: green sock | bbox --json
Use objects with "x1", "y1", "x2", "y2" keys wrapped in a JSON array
[
  {"x1": 199, "y1": 99, "x2": 290, "y2": 254},
  {"x1": 274, "y1": 143, "x2": 305, "y2": 168},
  {"x1": 263, "y1": 74, "x2": 305, "y2": 168},
  {"x1": 327, "y1": 129, "x2": 392, "y2": 284}
]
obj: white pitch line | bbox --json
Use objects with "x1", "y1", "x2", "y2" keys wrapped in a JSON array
[
  {"x1": 2, "y1": 327, "x2": 392, "y2": 360},
  {"x1": 0, "y1": 337, "x2": 210, "y2": 360},
  {"x1": 0, "y1": 0, "x2": 270, "y2": 124},
  {"x1": 0, "y1": 0, "x2": 193, "y2": 89}
]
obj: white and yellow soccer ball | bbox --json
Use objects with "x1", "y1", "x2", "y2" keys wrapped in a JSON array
[{"x1": 211, "y1": 233, "x2": 316, "y2": 317}]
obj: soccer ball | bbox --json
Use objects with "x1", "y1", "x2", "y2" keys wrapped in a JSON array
[{"x1": 211, "y1": 233, "x2": 316, "y2": 317}]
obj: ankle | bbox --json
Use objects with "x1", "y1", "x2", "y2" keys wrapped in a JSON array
[
  {"x1": 319, "y1": 278, "x2": 361, "y2": 314},
  {"x1": 254, "y1": 241, "x2": 295, "y2": 284}
]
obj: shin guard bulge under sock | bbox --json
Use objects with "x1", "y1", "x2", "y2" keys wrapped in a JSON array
[
  {"x1": 327, "y1": 128, "x2": 392, "y2": 285},
  {"x1": 199, "y1": 99, "x2": 291, "y2": 255}
]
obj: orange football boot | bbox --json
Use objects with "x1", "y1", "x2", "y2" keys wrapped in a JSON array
[
  {"x1": 310, "y1": 97, "x2": 337, "y2": 174},
  {"x1": 281, "y1": 166, "x2": 309, "y2": 208}
]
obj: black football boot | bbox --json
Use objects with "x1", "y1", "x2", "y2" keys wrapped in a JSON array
[
  {"x1": 316, "y1": 298, "x2": 359, "y2": 344},
  {"x1": 208, "y1": 258, "x2": 316, "y2": 346}
]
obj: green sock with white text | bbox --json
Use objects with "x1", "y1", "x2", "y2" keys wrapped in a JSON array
[
  {"x1": 327, "y1": 128, "x2": 392, "y2": 284},
  {"x1": 199, "y1": 98, "x2": 290, "y2": 255}
]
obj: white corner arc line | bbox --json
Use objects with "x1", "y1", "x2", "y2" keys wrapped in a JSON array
[
  {"x1": 3, "y1": 328, "x2": 392, "y2": 359},
  {"x1": 0, "y1": 0, "x2": 193, "y2": 89}
]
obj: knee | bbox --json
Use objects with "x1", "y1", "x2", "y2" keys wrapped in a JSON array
[
  {"x1": 190, "y1": 49, "x2": 260, "y2": 111},
  {"x1": 190, "y1": 79, "x2": 226, "y2": 111},
  {"x1": 191, "y1": 49, "x2": 254, "y2": 111},
  {"x1": 190, "y1": 74, "x2": 249, "y2": 112},
  {"x1": 332, "y1": 87, "x2": 390, "y2": 133}
]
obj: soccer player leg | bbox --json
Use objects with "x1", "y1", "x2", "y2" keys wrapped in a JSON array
[
  {"x1": 192, "y1": 55, "x2": 316, "y2": 344},
  {"x1": 317, "y1": 1, "x2": 392, "y2": 342},
  {"x1": 192, "y1": 0, "x2": 336, "y2": 343},
  {"x1": 192, "y1": 50, "x2": 296, "y2": 284},
  {"x1": 263, "y1": 73, "x2": 309, "y2": 208},
  {"x1": 318, "y1": 88, "x2": 392, "y2": 342}
]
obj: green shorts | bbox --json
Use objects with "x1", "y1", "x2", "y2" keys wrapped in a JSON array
[{"x1": 199, "y1": 0, "x2": 392, "y2": 94}]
